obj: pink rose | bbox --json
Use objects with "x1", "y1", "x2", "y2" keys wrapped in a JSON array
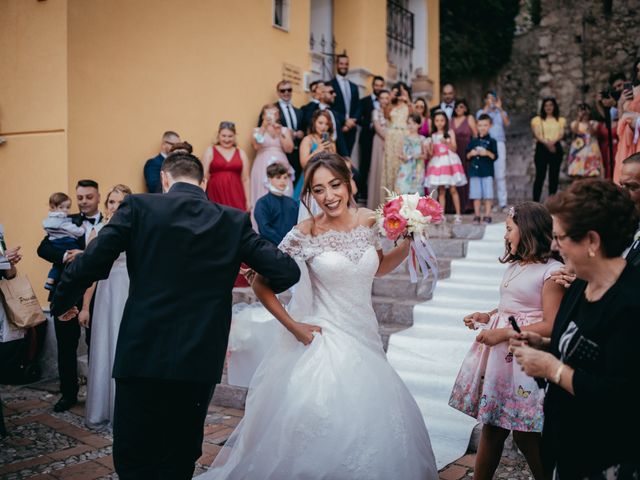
[
  {"x1": 417, "y1": 196, "x2": 444, "y2": 223},
  {"x1": 383, "y1": 196, "x2": 403, "y2": 217},
  {"x1": 383, "y1": 212, "x2": 408, "y2": 241}
]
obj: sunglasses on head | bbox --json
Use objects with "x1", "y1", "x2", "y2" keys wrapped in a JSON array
[
  {"x1": 279, "y1": 88, "x2": 293, "y2": 93},
  {"x1": 219, "y1": 121, "x2": 235, "y2": 129}
]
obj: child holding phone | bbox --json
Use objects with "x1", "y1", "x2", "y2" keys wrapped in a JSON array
[{"x1": 449, "y1": 202, "x2": 565, "y2": 480}]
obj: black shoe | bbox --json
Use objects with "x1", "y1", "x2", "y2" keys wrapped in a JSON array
[{"x1": 53, "y1": 396, "x2": 77, "y2": 412}]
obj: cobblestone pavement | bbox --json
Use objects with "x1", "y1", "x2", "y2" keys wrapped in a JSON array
[{"x1": 1, "y1": 382, "x2": 532, "y2": 479}]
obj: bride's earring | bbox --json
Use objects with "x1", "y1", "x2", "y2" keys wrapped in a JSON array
[{"x1": 588, "y1": 250, "x2": 595, "y2": 258}]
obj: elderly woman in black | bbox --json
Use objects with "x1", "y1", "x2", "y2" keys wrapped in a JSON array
[{"x1": 511, "y1": 178, "x2": 640, "y2": 479}]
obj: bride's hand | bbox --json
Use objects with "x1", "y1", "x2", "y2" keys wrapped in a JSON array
[{"x1": 290, "y1": 322, "x2": 322, "y2": 345}]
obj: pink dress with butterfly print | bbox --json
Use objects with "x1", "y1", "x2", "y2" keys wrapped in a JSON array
[{"x1": 449, "y1": 259, "x2": 562, "y2": 432}]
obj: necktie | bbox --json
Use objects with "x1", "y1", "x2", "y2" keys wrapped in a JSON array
[
  {"x1": 287, "y1": 104, "x2": 297, "y2": 130},
  {"x1": 342, "y1": 79, "x2": 351, "y2": 117}
]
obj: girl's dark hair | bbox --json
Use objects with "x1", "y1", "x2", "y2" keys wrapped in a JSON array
[
  {"x1": 407, "y1": 112, "x2": 423, "y2": 125},
  {"x1": 309, "y1": 110, "x2": 334, "y2": 136},
  {"x1": 301, "y1": 152, "x2": 355, "y2": 220},
  {"x1": 432, "y1": 110, "x2": 450, "y2": 139},
  {"x1": 500, "y1": 202, "x2": 559, "y2": 264},
  {"x1": 540, "y1": 96, "x2": 560, "y2": 120},
  {"x1": 391, "y1": 81, "x2": 412, "y2": 104},
  {"x1": 546, "y1": 178, "x2": 638, "y2": 258},
  {"x1": 454, "y1": 98, "x2": 470, "y2": 117},
  {"x1": 631, "y1": 58, "x2": 640, "y2": 85}
]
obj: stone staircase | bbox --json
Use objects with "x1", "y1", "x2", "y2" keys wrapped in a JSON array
[{"x1": 212, "y1": 221, "x2": 487, "y2": 409}]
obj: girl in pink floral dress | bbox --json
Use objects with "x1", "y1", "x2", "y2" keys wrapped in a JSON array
[{"x1": 449, "y1": 202, "x2": 565, "y2": 480}]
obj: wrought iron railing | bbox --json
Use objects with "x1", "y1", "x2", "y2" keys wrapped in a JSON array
[{"x1": 387, "y1": 1, "x2": 414, "y2": 49}]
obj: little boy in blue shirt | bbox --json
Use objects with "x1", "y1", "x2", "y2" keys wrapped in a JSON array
[
  {"x1": 254, "y1": 162, "x2": 299, "y2": 246},
  {"x1": 466, "y1": 114, "x2": 498, "y2": 224}
]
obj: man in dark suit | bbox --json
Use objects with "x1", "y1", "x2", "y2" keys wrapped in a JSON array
[
  {"x1": 37, "y1": 179, "x2": 104, "y2": 412},
  {"x1": 258, "y1": 81, "x2": 305, "y2": 180},
  {"x1": 300, "y1": 82, "x2": 349, "y2": 157},
  {"x1": 143, "y1": 131, "x2": 180, "y2": 193},
  {"x1": 620, "y1": 153, "x2": 640, "y2": 266},
  {"x1": 430, "y1": 83, "x2": 456, "y2": 120},
  {"x1": 51, "y1": 152, "x2": 300, "y2": 479},
  {"x1": 300, "y1": 80, "x2": 324, "y2": 134},
  {"x1": 330, "y1": 54, "x2": 361, "y2": 154},
  {"x1": 357, "y1": 75, "x2": 385, "y2": 199}
]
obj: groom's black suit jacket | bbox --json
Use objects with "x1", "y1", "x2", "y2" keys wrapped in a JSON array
[{"x1": 51, "y1": 182, "x2": 300, "y2": 385}]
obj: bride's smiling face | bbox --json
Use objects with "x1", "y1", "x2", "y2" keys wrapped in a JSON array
[{"x1": 310, "y1": 166, "x2": 350, "y2": 218}]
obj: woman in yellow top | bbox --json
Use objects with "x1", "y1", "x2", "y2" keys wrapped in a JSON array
[{"x1": 530, "y1": 97, "x2": 566, "y2": 202}]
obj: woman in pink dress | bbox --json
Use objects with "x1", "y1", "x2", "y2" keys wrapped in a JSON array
[
  {"x1": 449, "y1": 202, "x2": 565, "y2": 480},
  {"x1": 250, "y1": 104, "x2": 294, "y2": 209}
]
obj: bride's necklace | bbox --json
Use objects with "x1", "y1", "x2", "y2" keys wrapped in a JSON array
[{"x1": 504, "y1": 263, "x2": 528, "y2": 288}]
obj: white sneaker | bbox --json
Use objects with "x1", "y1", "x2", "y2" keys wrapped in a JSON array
[{"x1": 454, "y1": 215, "x2": 462, "y2": 224}]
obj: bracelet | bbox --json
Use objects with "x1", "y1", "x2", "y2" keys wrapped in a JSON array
[{"x1": 553, "y1": 363, "x2": 565, "y2": 384}]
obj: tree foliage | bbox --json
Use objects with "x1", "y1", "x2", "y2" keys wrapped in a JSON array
[{"x1": 440, "y1": 0, "x2": 520, "y2": 84}]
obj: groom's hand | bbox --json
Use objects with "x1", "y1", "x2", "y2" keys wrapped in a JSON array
[{"x1": 291, "y1": 322, "x2": 322, "y2": 345}]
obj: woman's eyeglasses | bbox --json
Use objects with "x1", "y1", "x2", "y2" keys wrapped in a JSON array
[{"x1": 552, "y1": 233, "x2": 569, "y2": 243}]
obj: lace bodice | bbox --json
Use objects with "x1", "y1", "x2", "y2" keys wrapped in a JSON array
[
  {"x1": 279, "y1": 225, "x2": 381, "y2": 263},
  {"x1": 279, "y1": 225, "x2": 383, "y2": 349}
]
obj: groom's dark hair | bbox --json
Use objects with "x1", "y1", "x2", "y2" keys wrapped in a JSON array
[{"x1": 161, "y1": 151, "x2": 204, "y2": 183}]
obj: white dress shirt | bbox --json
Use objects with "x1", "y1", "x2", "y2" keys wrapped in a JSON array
[
  {"x1": 440, "y1": 102, "x2": 455, "y2": 119},
  {"x1": 278, "y1": 99, "x2": 298, "y2": 131},
  {"x1": 336, "y1": 74, "x2": 352, "y2": 117}
]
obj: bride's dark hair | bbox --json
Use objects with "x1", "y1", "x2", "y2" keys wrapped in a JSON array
[{"x1": 301, "y1": 151, "x2": 355, "y2": 220}]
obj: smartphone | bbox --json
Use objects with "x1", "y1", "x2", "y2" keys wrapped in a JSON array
[
  {"x1": 624, "y1": 82, "x2": 633, "y2": 91},
  {"x1": 508, "y1": 315, "x2": 521, "y2": 333},
  {"x1": 321, "y1": 132, "x2": 329, "y2": 143},
  {"x1": 266, "y1": 111, "x2": 276, "y2": 123}
]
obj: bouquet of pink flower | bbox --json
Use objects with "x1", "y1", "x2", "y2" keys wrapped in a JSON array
[{"x1": 376, "y1": 191, "x2": 444, "y2": 287}]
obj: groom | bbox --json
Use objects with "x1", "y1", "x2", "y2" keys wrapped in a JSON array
[{"x1": 51, "y1": 151, "x2": 300, "y2": 479}]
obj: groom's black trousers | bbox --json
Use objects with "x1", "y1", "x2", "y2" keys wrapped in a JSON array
[{"x1": 113, "y1": 377, "x2": 215, "y2": 480}]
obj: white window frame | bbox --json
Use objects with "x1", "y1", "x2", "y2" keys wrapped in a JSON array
[{"x1": 273, "y1": 0, "x2": 290, "y2": 32}]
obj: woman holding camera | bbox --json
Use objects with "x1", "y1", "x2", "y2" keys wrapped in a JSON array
[
  {"x1": 511, "y1": 178, "x2": 640, "y2": 479},
  {"x1": 250, "y1": 104, "x2": 295, "y2": 209},
  {"x1": 531, "y1": 97, "x2": 566, "y2": 202}
]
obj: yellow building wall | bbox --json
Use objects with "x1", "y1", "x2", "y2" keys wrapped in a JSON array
[
  {"x1": 67, "y1": 0, "x2": 311, "y2": 195},
  {"x1": 427, "y1": 0, "x2": 440, "y2": 105},
  {"x1": 334, "y1": 0, "x2": 388, "y2": 82},
  {"x1": 0, "y1": 0, "x2": 68, "y2": 304}
]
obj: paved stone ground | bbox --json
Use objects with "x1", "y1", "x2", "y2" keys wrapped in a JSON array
[{"x1": 1, "y1": 381, "x2": 533, "y2": 479}]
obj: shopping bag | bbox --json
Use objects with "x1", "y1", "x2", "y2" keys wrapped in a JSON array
[{"x1": 0, "y1": 275, "x2": 46, "y2": 329}]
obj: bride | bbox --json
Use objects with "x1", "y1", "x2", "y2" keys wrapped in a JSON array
[{"x1": 201, "y1": 152, "x2": 438, "y2": 479}]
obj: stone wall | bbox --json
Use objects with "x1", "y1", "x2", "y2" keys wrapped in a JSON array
[{"x1": 452, "y1": 0, "x2": 640, "y2": 204}]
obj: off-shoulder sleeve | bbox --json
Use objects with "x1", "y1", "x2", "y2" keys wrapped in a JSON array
[
  {"x1": 278, "y1": 228, "x2": 309, "y2": 261},
  {"x1": 369, "y1": 226, "x2": 382, "y2": 250}
]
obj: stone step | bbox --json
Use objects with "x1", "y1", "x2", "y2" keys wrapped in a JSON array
[
  {"x1": 372, "y1": 295, "x2": 421, "y2": 325},
  {"x1": 426, "y1": 223, "x2": 486, "y2": 240}
]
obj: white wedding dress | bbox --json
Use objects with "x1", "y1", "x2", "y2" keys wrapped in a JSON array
[
  {"x1": 85, "y1": 252, "x2": 128, "y2": 427},
  {"x1": 200, "y1": 225, "x2": 437, "y2": 479}
]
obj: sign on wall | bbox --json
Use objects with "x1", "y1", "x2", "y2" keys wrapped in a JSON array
[{"x1": 282, "y1": 63, "x2": 303, "y2": 90}]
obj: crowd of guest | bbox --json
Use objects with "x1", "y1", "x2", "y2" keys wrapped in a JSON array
[{"x1": 2, "y1": 54, "x2": 639, "y2": 478}]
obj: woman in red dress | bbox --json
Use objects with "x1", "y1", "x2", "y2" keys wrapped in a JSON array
[{"x1": 202, "y1": 121, "x2": 251, "y2": 286}]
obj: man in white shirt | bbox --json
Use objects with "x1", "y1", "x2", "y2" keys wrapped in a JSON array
[
  {"x1": 330, "y1": 55, "x2": 360, "y2": 154},
  {"x1": 273, "y1": 80, "x2": 304, "y2": 179},
  {"x1": 430, "y1": 83, "x2": 456, "y2": 119},
  {"x1": 37, "y1": 179, "x2": 104, "y2": 412}
]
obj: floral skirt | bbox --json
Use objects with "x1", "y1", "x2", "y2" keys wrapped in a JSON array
[{"x1": 449, "y1": 310, "x2": 545, "y2": 432}]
